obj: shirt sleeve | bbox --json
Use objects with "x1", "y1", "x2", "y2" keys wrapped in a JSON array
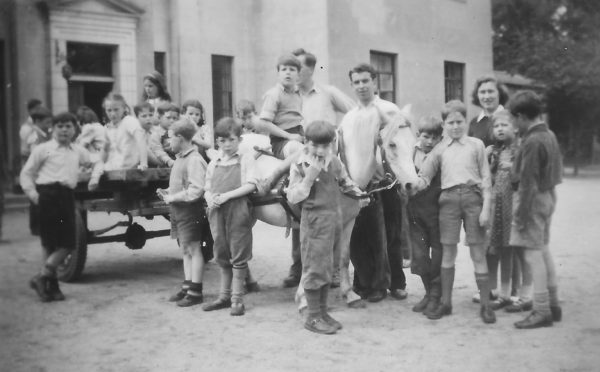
[
  {"x1": 19, "y1": 145, "x2": 44, "y2": 200},
  {"x1": 124, "y1": 116, "x2": 142, "y2": 136},
  {"x1": 286, "y1": 162, "x2": 311, "y2": 204},
  {"x1": 240, "y1": 153, "x2": 258, "y2": 186},
  {"x1": 170, "y1": 156, "x2": 207, "y2": 202},
  {"x1": 204, "y1": 160, "x2": 216, "y2": 195},
  {"x1": 417, "y1": 145, "x2": 442, "y2": 189},
  {"x1": 477, "y1": 141, "x2": 492, "y2": 198},
  {"x1": 259, "y1": 89, "x2": 279, "y2": 122},
  {"x1": 149, "y1": 130, "x2": 172, "y2": 166},
  {"x1": 326, "y1": 85, "x2": 356, "y2": 114},
  {"x1": 515, "y1": 139, "x2": 542, "y2": 226}
]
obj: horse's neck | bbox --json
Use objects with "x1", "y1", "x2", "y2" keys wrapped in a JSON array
[{"x1": 340, "y1": 113, "x2": 382, "y2": 188}]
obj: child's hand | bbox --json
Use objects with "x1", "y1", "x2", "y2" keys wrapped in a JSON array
[
  {"x1": 30, "y1": 192, "x2": 40, "y2": 205},
  {"x1": 88, "y1": 179, "x2": 99, "y2": 191},
  {"x1": 156, "y1": 188, "x2": 168, "y2": 200},
  {"x1": 358, "y1": 197, "x2": 370, "y2": 209},
  {"x1": 137, "y1": 163, "x2": 148, "y2": 171},
  {"x1": 479, "y1": 208, "x2": 490, "y2": 228},
  {"x1": 215, "y1": 193, "x2": 230, "y2": 205},
  {"x1": 206, "y1": 194, "x2": 219, "y2": 209}
]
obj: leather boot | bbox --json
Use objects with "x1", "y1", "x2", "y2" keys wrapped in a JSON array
[{"x1": 427, "y1": 267, "x2": 454, "y2": 320}]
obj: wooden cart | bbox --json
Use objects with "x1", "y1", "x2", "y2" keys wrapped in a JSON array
[{"x1": 58, "y1": 168, "x2": 172, "y2": 282}]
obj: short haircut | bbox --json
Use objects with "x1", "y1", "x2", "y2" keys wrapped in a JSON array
[
  {"x1": 507, "y1": 90, "x2": 543, "y2": 120},
  {"x1": 470, "y1": 75, "x2": 510, "y2": 107},
  {"x1": 491, "y1": 109, "x2": 514, "y2": 126},
  {"x1": 304, "y1": 120, "x2": 336, "y2": 144},
  {"x1": 52, "y1": 112, "x2": 78, "y2": 126},
  {"x1": 156, "y1": 102, "x2": 180, "y2": 116},
  {"x1": 417, "y1": 115, "x2": 443, "y2": 137},
  {"x1": 348, "y1": 63, "x2": 377, "y2": 81},
  {"x1": 171, "y1": 118, "x2": 197, "y2": 140},
  {"x1": 292, "y1": 48, "x2": 317, "y2": 69},
  {"x1": 76, "y1": 106, "x2": 99, "y2": 124},
  {"x1": 236, "y1": 99, "x2": 256, "y2": 115},
  {"x1": 30, "y1": 106, "x2": 52, "y2": 122},
  {"x1": 214, "y1": 117, "x2": 243, "y2": 138},
  {"x1": 276, "y1": 54, "x2": 301, "y2": 71},
  {"x1": 27, "y1": 98, "x2": 42, "y2": 112},
  {"x1": 133, "y1": 101, "x2": 155, "y2": 117},
  {"x1": 181, "y1": 99, "x2": 205, "y2": 127},
  {"x1": 441, "y1": 100, "x2": 467, "y2": 121}
]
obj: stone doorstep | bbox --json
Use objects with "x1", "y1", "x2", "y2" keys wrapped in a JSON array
[{"x1": 4, "y1": 192, "x2": 29, "y2": 211}]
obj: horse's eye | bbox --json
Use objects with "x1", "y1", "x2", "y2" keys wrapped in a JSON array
[{"x1": 388, "y1": 141, "x2": 397, "y2": 148}]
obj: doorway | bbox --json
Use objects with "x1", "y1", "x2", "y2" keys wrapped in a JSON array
[
  {"x1": 68, "y1": 81, "x2": 113, "y2": 122},
  {"x1": 66, "y1": 42, "x2": 116, "y2": 122}
]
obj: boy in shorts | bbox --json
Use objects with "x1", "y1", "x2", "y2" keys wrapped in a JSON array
[
  {"x1": 508, "y1": 91, "x2": 563, "y2": 329},
  {"x1": 157, "y1": 118, "x2": 208, "y2": 307},
  {"x1": 415, "y1": 100, "x2": 496, "y2": 324},
  {"x1": 21, "y1": 112, "x2": 102, "y2": 301},
  {"x1": 256, "y1": 54, "x2": 304, "y2": 160}
]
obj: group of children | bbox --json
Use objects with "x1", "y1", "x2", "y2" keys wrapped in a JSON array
[
  {"x1": 21, "y1": 56, "x2": 562, "y2": 334},
  {"x1": 408, "y1": 92, "x2": 562, "y2": 329}
]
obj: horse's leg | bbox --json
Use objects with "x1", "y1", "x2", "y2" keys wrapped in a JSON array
[{"x1": 339, "y1": 196, "x2": 367, "y2": 309}]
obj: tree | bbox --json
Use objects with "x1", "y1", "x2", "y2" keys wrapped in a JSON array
[{"x1": 493, "y1": 0, "x2": 600, "y2": 174}]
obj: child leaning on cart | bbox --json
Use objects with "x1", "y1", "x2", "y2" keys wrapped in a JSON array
[
  {"x1": 157, "y1": 118, "x2": 209, "y2": 307},
  {"x1": 20, "y1": 112, "x2": 103, "y2": 302}
]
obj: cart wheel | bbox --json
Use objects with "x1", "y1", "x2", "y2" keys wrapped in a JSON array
[{"x1": 57, "y1": 210, "x2": 88, "y2": 282}]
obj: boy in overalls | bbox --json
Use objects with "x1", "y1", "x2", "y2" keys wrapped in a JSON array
[
  {"x1": 202, "y1": 118, "x2": 257, "y2": 316},
  {"x1": 287, "y1": 120, "x2": 359, "y2": 334}
]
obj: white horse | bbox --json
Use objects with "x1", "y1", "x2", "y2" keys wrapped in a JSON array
[{"x1": 240, "y1": 110, "x2": 419, "y2": 306}]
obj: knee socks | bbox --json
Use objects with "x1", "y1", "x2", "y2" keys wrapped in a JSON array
[
  {"x1": 475, "y1": 272, "x2": 491, "y2": 307},
  {"x1": 219, "y1": 266, "x2": 233, "y2": 301},
  {"x1": 548, "y1": 285, "x2": 559, "y2": 307},
  {"x1": 232, "y1": 265, "x2": 248, "y2": 304},
  {"x1": 440, "y1": 267, "x2": 455, "y2": 307},
  {"x1": 305, "y1": 287, "x2": 321, "y2": 318},
  {"x1": 320, "y1": 285, "x2": 329, "y2": 315},
  {"x1": 533, "y1": 290, "x2": 551, "y2": 315}
]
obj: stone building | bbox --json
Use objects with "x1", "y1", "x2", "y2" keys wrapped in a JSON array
[{"x1": 0, "y1": 0, "x2": 492, "y2": 182}]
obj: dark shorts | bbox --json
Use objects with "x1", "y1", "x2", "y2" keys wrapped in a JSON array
[
  {"x1": 170, "y1": 201, "x2": 205, "y2": 251},
  {"x1": 37, "y1": 184, "x2": 76, "y2": 252},
  {"x1": 438, "y1": 185, "x2": 485, "y2": 246},
  {"x1": 270, "y1": 125, "x2": 303, "y2": 160},
  {"x1": 208, "y1": 197, "x2": 253, "y2": 268}
]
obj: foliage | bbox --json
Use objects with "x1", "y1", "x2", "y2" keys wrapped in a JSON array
[{"x1": 492, "y1": 0, "x2": 600, "y2": 166}]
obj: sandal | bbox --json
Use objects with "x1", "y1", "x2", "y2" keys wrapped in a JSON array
[
  {"x1": 505, "y1": 298, "x2": 533, "y2": 313},
  {"x1": 490, "y1": 297, "x2": 511, "y2": 311}
]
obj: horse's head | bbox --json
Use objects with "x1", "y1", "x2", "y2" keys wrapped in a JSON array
[{"x1": 379, "y1": 105, "x2": 419, "y2": 190}]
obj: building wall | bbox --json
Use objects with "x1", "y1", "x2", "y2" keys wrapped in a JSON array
[{"x1": 327, "y1": 0, "x2": 493, "y2": 119}]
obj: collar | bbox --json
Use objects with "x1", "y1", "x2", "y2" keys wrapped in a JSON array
[
  {"x1": 299, "y1": 81, "x2": 320, "y2": 95},
  {"x1": 277, "y1": 82, "x2": 299, "y2": 94},
  {"x1": 525, "y1": 121, "x2": 548, "y2": 136},
  {"x1": 476, "y1": 105, "x2": 504, "y2": 122},
  {"x1": 50, "y1": 138, "x2": 74, "y2": 150},
  {"x1": 357, "y1": 95, "x2": 380, "y2": 109},
  {"x1": 442, "y1": 135, "x2": 468, "y2": 146},
  {"x1": 215, "y1": 150, "x2": 242, "y2": 162},
  {"x1": 176, "y1": 147, "x2": 195, "y2": 159}
]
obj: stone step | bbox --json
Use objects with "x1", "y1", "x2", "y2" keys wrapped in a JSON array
[{"x1": 4, "y1": 192, "x2": 29, "y2": 211}]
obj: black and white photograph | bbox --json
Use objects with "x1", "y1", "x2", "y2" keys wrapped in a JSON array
[{"x1": 1, "y1": 0, "x2": 599, "y2": 371}]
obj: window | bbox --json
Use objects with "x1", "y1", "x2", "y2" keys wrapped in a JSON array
[
  {"x1": 154, "y1": 52, "x2": 166, "y2": 80},
  {"x1": 212, "y1": 55, "x2": 234, "y2": 122},
  {"x1": 67, "y1": 42, "x2": 114, "y2": 76},
  {"x1": 444, "y1": 61, "x2": 465, "y2": 102},
  {"x1": 370, "y1": 51, "x2": 396, "y2": 102}
]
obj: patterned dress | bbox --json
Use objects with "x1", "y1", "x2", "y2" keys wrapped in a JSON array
[{"x1": 488, "y1": 141, "x2": 518, "y2": 254}]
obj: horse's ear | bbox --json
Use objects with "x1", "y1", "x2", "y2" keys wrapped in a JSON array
[{"x1": 400, "y1": 104, "x2": 413, "y2": 120}]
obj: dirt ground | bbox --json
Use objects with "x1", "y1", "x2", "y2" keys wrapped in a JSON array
[{"x1": 1, "y1": 175, "x2": 600, "y2": 372}]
